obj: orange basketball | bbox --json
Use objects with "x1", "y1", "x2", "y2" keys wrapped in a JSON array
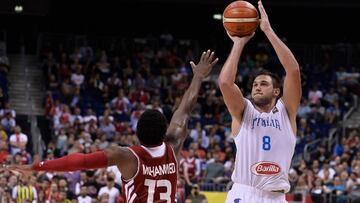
[{"x1": 223, "y1": 0, "x2": 259, "y2": 37}]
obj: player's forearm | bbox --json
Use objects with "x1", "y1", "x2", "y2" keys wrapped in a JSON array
[
  {"x1": 219, "y1": 42, "x2": 245, "y2": 85},
  {"x1": 164, "y1": 75, "x2": 203, "y2": 148},
  {"x1": 32, "y1": 151, "x2": 108, "y2": 172},
  {"x1": 264, "y1": 30, "x2": 299, "y2": 72},
  {"x1": 178, "y1": 75, "x2": 203, "y2": 114}
]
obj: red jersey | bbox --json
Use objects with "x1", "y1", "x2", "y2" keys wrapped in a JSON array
[
  {"x1": 121, "y1": 143, "x2": 178, "y2": 203},
  {"x1": 184, "y1": 158, "x2": 196, "y2": 180},
  {"x1": 178, "y1": 158, "x2": 185, "y2": 177}
]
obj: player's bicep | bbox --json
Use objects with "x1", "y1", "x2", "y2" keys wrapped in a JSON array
[
  {"x1": 219, "y1": 83, "x2": 246, "y2": 118},
  {"x1": 282, "y1": 69, "x2": 302, "y2": 118}
]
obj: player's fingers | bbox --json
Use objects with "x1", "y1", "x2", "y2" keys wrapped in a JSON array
[
  {"x1": 258, "y1": 4, "x2": 264, "y2": 14},
  {"x1": 205, "y1": 49, "x2": 211, "y2": 60},
  {"x1": 208, "y1": 51, "x2": 215, "y2": 62},
  {"x1": 210, "y1": 58, "x2": 219, "y2": 66},
  {"x1": 8, "y1": 169, "x2": 21, "y2": 176},
  {"x1": 258, "y1": 1, "x2": 267, "y2": 17},
  {"x1": 190, "y1": 61, "x2": 196, "y2": 69},
  {"x1": 258, "y1": 1, "x2": 264, "y2": 11},
  {"x1": 200, "y1": 51, "x2": 206, "y2": 62}
]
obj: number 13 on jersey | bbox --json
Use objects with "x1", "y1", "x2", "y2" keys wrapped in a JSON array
[
  {"x1": 262, "y1": 135, "x2": 271, "y2": 151},
  {"x1": 144, "y1": 179, "x2": 171, "y2": 203}
]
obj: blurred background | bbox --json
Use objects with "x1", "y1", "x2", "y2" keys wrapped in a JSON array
[{"x1": 0, "y1": 0, "x2": 360, "y2": 202}]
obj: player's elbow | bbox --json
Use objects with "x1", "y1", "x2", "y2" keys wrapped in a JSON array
[
  {"x1": 218, "y1": 79, "x2": 234, "y2": 94},
  {"x1": 287, "y1": 62, "x2": 300, "y2": 73},
  {"x1": 218, "y1": 76, "x2": 232, "y2": 88},
  {"x1": 289, "y1": 66, "x2": 301, "y2": 77}
]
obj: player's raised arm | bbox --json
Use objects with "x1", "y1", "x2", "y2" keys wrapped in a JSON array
[
  {"x1": 218, "y1": 33, "x2": 254, "y2": 133},
  {"x1": 165, "y1": 50, "x2": 218, "y2": 157},
  {"x1": 258, "y1": 0, "x2": 301, "y2": 121}
]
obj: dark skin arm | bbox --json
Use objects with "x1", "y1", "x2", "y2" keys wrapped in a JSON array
[
  {"x1": 104, "y1": 146, "x2": 138, "y2": 180},
  {"x1": 6, "y1": 50, "x2": 218, "y2": 180},
  {"x1": 165, "y1": 50, "x2": 218, "y2": 159},
  {"x1": 6, "y1": 146, "x2": 138, "y2": 180}
]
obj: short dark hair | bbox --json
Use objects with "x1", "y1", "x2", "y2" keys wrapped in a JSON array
[
  {"x1": 252, "y1": 69, "x2": 283, "y2": 97},
  {"x1": 136, "y1": 109, "x2": 168, "y2": 146},
  {"x1": 252, "y1": 69, "x2": 281, "y2": 88}
]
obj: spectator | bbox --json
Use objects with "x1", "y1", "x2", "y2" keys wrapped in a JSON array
[
  {"x1": 186, "y1": 184, "x2": 207, "y2": 203},
  {"x1": 75, "y1": 171, "x2": 88, "y2": 195},
  {"x1": 12, "y1": 175, "x2": 38, "y2": 203},
  {"x1": 0, "y1": 125, "x2": 7, "y2": 141},
  {"x1": 308, "y1": 84, "x2": 323, "y2": 104},
  {"x1": 97, "y1": 173, "x2": 119, "y2": 203},
  {"x1": 0, "y1": 140, "x2": 9, "y2": 163},
  {"x1": 0, "y1": 174, "x2": 12, "y2": 203},
  {"x1": 310, "y1": 178, "x2": 325, "y2": 203},
  {"x1": 71, "y1": 65, "x2": 85, "y2": 88},
  {"x1": 183, "y1": 148, "x2": 200, "y2": 198},
  {"x1": 58, "y1": 190, "x2": 72, "y2": 203},
  {"x1": 78, "y1": 185, "x2": 92, "y2": 203},
  {"x1": 9, "y1": 126, "x2": 28, "y2": 156},
  {"x1": 203, "y1": 153, "x2": 227, "y2": 184},
  {"x1": 1, "y1": 111, "x2": 16, "y2": 134},
  {"x1": 99, "y1": 116, "x2": 116, "y2": 141},
  {"x1": 110, "y1": 89, "x2": 131, "y2": 121}
]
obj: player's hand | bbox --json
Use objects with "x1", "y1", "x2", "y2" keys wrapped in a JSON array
[
  {"x1": 6, "y1": 164, "x2": 34, "y2": 179},
  {"x1": 258, "y1": 0, "x2": 272, "y2": 32},
  {"x1": 227, "y1": 32, "x2": 255, "y2": 45},
  {"x1": 190, "y1": 50, "x2": 219, "y2": 79}
]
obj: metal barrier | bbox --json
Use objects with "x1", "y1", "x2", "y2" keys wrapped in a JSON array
[
  {"x1": 341, "y1": 95, "x2": 359, "y2": 137},
  {"x1": 303, "y1": 138, "x2": 324, "y2": 162},
  {"x1": 305, "y1": 95, "x2": 358, "y2": 162},
  {"x1": 327, "y1": 128, "x2": 338, "y2": 153},
  {"x1": 31, "y1": 115, "x2": 44, "y2": 158}
]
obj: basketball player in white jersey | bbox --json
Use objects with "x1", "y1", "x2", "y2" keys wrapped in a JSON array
[{"x1": 218, "y1": 1, "x2": 301, "y2": 202}]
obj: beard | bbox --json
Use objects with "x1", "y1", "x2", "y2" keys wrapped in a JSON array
[{"x1": 252, "y1": 95, "x2": 273, "y2": 107}]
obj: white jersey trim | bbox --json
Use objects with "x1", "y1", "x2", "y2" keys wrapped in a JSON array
[
  {"x1": 168, "y1": 144, "x2": 179, "y2": 169},
  {"x1": 141, "y1": 142, "x2": 166, "y2": 158}
]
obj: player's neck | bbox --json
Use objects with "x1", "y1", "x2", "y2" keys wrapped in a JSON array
[{"x1": 254, "y1": 100, "x2": 277, "y2": 113}]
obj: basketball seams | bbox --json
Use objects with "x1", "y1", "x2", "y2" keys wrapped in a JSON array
[
  {"x1": 224, "y1": 7, "x2": 258, "y2": 18},
  {"x1": 222, "y1": 0, "x2": 259, "y2": 37}
]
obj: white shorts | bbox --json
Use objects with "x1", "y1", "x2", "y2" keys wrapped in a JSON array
[{"x1": 225, "y1": 183, "x2": 288, "y2": 203}]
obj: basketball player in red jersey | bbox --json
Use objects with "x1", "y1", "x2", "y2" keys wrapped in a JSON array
[{"x1": 5, "y1": 50, "x2": 218, "y2": 203}]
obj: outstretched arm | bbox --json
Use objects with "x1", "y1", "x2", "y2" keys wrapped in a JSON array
[
  {"x1": 258, "y1": 0, "x2": 301, "y2": 121},
  {"x1": 165, "y1": 50, "x2": 218, "y2": 157},
  {"x1": 218, "y1": 32, "x2": 254, "y2": 135},
  {"x1": 7, "y1": 146, "x2": 138, "y2": 180}
]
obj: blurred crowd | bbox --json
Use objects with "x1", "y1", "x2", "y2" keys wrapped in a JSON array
[{"x1": 0, "y1": 34, "x2": 359, "y2": 203}]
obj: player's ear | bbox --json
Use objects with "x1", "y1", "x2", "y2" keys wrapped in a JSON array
[{"x1": 273, "y1": 88, "x2": 280, "y2": 97}]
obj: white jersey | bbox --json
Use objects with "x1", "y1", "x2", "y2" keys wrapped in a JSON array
[{"x1": 231, "y1": 98, "x2": 296, "y2": 192}]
